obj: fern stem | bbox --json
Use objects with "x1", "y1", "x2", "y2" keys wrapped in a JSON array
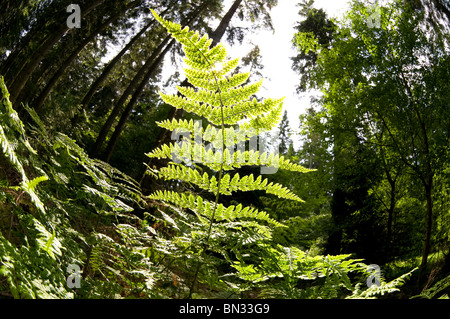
[{"x1": 187, "y1": 40, "x2": 227, "y2": 298}]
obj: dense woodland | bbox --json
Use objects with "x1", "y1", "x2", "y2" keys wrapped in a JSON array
[{"x1": 0, "y1": 0, "x2": 449, "y2": 300}]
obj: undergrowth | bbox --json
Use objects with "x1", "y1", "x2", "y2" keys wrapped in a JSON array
[{"x1": 0, "y1": 11, "x2": 419, "y2": 298}]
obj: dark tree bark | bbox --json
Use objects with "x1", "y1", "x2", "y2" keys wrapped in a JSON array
[
  {"x1": 378, "y1": 135, "x2": 400, "y2": 260},
  {"x1": 89, "y1": 34, "x2": 172, "y2": 158},
  {"x1": 79, "y1": 24, "x2": 150, "y2": 108},
  {"x1": 385, "y1": 168, "x2": 397, "y2": 259},
  {"x1": 32, "y1": 1, "x2": 142, "y2": 113},
  {"x1": 1, "y1": 1, "x2": 71, "y2": 80},
  {"x1": 421, "y1": 179, "x2": 434, "y2": 271},
  {"x1": 90, "y1": 5, "x2": 206, "y2": 159},
  {"x1": 78, "y1": 8, "x2": 171, "y2": 112},
  {"x1": 209, "y1": 0, "x2": 243, "y2": 46},
  {"x1": 7, "y1": 0, "x2": 106, "y2": 106},
  {"x1": 102, "y1": 39, "x2": 176, "y2": 162}
]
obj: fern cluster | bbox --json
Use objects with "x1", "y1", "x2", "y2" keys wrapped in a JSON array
[
  {"x1": 0, "y1": 76, "x2": 156, "y2": 298},
  {"x1": 0, "y1": 12, "x2": 418, "y2": 299},
  {"x1": 0, "y1": 78, "x2": 47, "y2": 214},
  {"x1": 132, "y1": 10, "x2": 421, "y2": 299}
]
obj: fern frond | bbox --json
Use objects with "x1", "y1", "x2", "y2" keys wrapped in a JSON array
[
  {"x1": 0, "y1": 124, "x2": 26, "y2": 177},
  {"x1": 158, "y1": 92, "x2": 284, "y2": 127},
  {"x1": 156, "y1": 119, "x2": 263, "y2": 150},
  {"x1": 24, "y1": 175, "x2": 49, "y2": 192},
  {"x1": 0, "y1": 77, "x2": 36, "y2": 155},
  {"x1": 187, "y1": 71, "x2": 251, "y2": 92},
  {"x1": 147, "y1": 10, "x2": 314, "y2": 296},
  {"x1": 347, "y1": 268, "x2": 417, "y2": 299},
  {"x1": 34, "y1": 219, "x2": 62, "y2": 260},
  {"x1": 1, "y1": 77, "x2": 47, "y2": 214},
  {"x1": 158, "y1": 165, "x2": 304, "y2": 202},
  {"x1": 412, "y1": 273, "x2": 450, "y2": 299},
  {"x1": 149, "y1": 190, "x2": 282, "y2": 227},
  {"x1": 147, "y1": 141, "x2": 313, "y2": 174}
]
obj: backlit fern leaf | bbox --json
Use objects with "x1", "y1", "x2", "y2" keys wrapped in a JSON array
[
  {"x1": 148, "y1": 8, "x2": 311, "y2": 219},
  {"x1": 157, "y1": 164, "x2": 303, "y2": 202},
  {"x1": 147, "y1": 141, "x2": 312, "y2": 173},
  {"x1": 148, "y1": 10, "x2": 314, "y2": 297}
]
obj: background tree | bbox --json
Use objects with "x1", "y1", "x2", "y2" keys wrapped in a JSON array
[
  {"x1": 293, "y1": 0, "x2": 450, "y2": 276},
  {"x1": 276, "y1": 110, "x2": 293, "y2": 155},
  {"x1": 291, "y1": 0, "x2": 336, "y2": 92}
]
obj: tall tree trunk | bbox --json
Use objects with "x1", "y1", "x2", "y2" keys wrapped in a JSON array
[
  {"x1": 78, "y1": 9, "x2": 170, "y2": 113},
  {"x1": 414, "y1": 100, "x2": 434, "y2": 272},
  {"x1": 90, "y1": 5, "x2": 205, "y2": 159},
  {"x1": 102, "y1": 39, "x2": 176, "y2": 162},
  {"x1": 421, "y1": 180, "x2": 433, "y2": 270},
  {"x1": 78, "y1": 24, "x2": 150, "y2": 109},
  {"x1": 386, "y1": 175, "x2": 396, "y2": 259},
  {"x1": 209, "y1": 0, "x2": 244, "y2": 46},
  {"x1": 32, "y1": 1, "x2": 141, "y2": 113},
  {"x1": 397, "y1": 74, "x2": 435, "y2": 276},
  {"x1": 89, "y1": 34, "x2": 172, "y2": 158},
  {"x1": 8, "y1": 0, "x2": 106, "y2": 106},
  {"x1": 1, "y1": 22, "x2": 48, "y2": 80},
  {"x1": 326, "y1": 128, "x2": 344, "y2": 256},
  {"x1": 1, "y1": 1, "x2": 70, "y2": 79},
  {"x1": 139, "y1": 0, "x2": 244, "y2": 188},
  {"x1": 380, "y1": 139, "x2": 398, "y2": 260}
]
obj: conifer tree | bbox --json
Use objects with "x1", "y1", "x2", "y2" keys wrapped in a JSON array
[{"x1": 277, "y1": 110, "x2": 293, "y2": 155}]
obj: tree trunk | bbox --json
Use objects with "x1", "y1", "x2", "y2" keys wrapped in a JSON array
[
  {"x1": 102, "y1": 39, "x2": 176, "y2": 163},
  {"x1": 413, "y1": 98, "x2": 434, "y2": 273},
  {"x1": 32, "y1": 1, "x2": 140, "y2": 113},
  {"x1": 89, "y1": 34, "x2": 172, "y2": 158},
  {"x1": 421, "y1": 180, "x2": 433, "y2": 270},
  {"x1": 90, "y1": 5, "x2": 205, "y2": 159},
  {"x1": 1, "y1": 1, "x2": 70, "y2": 79},
  {"x1": 382, "y1": 144, "x2": 397, "y2": 259},
  {"x1": 7, "y1": 0, "x2": 106, "y2": 106},
  {"x1": 386, "y1": 178, "x2": 396, "y2": 258},
  {"x1": 210, "y1": 0, "x2": 243, "y2": 46},
  {"x1": 79, "y1": 23, "x2": 150, "y2": 108},
  {"x1": 78, "y1": 8, "x2": 170, "y2": 113},
  {"x1": 1, "y1": 22, "x2": 48, "y2": 80}
]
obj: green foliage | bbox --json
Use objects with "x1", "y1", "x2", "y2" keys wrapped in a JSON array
[
  {"x1": 1, "y1": 76, "x2": 71, "y2": 298},
  {"x1": 412, "y1": 273, "x2": 450, "y2": 299},
  {"x1": 348, "y1": 268, "x2": 417, "y2": 299},
  {"x1": 0, "y1": 75, "x2": 156, "y2": 298},
  {"x1": 232, "y1": 245, "x2": 364, "y2": 298},
  {"x1": 0, "y1": 77, "x2": 47, "y2": 214},
  {"x1": 139, "y1": 10, "x2": 414, "y2": 299},
  {"x1": 293, "y1": 0, "x2": 450, "y2": 270},
  {"x1": 0, "y1": 3, "x2": 421, "y2": 299},
  {"x1": 292, "y1": 0, "x2": 337, "y2": 92}
]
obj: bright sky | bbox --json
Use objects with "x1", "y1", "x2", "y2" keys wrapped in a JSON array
[{"x1": 225, "y1": 0, "x2": 350, "y2": 149}]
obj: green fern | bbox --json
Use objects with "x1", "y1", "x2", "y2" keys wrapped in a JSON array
[
  {"x1": 1, "y1": 77, "x2": 151, "y2": 299},
  {"x1": 347, "y1": 268, "x2": 417, "y2": 299},
  {"x1": 1, "y1": 77, "x2": 48, "y2": 215},
  {"x1": 146, "y1": 10, "x2": 315, "y2": 297},
  {"x1": 412, "y1": 272, "x2": 450, "y2": 299}
]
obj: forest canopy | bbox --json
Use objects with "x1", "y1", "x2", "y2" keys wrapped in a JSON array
[{"x1": 0, "y1": 0, "x2": 449, "y2": 301}]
